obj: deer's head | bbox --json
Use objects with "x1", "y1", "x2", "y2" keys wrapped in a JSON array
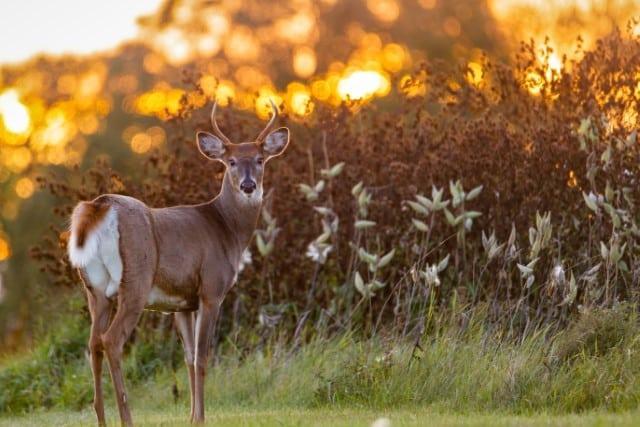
[{"x1": 196, "y1": 100, "x2": 290, "y2": 202}]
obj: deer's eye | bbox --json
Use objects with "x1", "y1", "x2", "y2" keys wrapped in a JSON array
[
  {"x1": 256, "y1": 157, "x2": 264, "y2": 165},
  {"x1": 229, "y1": 158, "x2": 237, "y2": 167}
]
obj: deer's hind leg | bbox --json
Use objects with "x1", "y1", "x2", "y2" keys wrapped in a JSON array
[
  {"x1": 80, "y1": 266, "x2": 114, "y2": 427},
  {"x1": 100, "y1": 261, "x2": 154, "y2": 427}
]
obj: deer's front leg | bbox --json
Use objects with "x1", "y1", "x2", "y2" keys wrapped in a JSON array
[
  {"x1": 192, "y1": 297, "x2": 222, "y2": 423},
  {"x1": 175, "y1": 311, "x2": 196, "y2": 420}
]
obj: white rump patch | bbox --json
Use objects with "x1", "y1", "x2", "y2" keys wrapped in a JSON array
[{"x1": 68, "y1": 207, "x2": 123, "y2": 297}]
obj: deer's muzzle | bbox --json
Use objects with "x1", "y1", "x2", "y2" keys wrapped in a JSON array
[{"x1": 240, "y1": 180, "x2": 256, "y2": 194}]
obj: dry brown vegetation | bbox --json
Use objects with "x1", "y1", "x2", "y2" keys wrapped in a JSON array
[{"x1": 32, "y1": 25, "x2": 640, "y2": 345}]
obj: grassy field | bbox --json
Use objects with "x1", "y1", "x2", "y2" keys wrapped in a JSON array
[
  {"x1": 2, "y1": 303, "x2": 640, "y2": 426},
  {"x1": 2, "y1": 406, "x2": 640, "y2": 427}
]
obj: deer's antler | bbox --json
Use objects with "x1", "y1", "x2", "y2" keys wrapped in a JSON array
[
  {"x1": 210, "y1": 100, "x2": 232, "y2": 145},
  {"x1": 255, "y1": 99, "x2": 278, "y2": 143}
]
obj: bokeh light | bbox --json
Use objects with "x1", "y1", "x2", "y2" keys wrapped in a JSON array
[
  {"x1": 15, "y1": 177, "x2": 34, "y2": 199},
  {"x1": 0, "y1": 89, "x2": 31, "y2": 136},
  {"x1": 337, "y1": 70, "x2": 390, "y2": 101},
  {"x1": 293, "y1": 47, "x2": 317, "y2": 79},
  {"x1": 0, "y1": 237, "x2": 10, "y2": 261}
]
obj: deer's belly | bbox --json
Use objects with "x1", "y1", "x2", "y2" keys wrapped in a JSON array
[{"x1": 145, "y1": 286, "x2": 197, "y2": 312}]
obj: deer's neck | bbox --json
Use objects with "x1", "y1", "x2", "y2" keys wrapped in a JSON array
[{"x1": 209, "y1": 174, "x2": 261, "y2": 250}]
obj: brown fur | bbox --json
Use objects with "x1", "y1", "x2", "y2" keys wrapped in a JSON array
[
  {"x1": 71, "y1": 200, "x2": 111, "y2": 248},
  {"x1": 72, "y1": 102, "x2": 289, "y2": 426}
]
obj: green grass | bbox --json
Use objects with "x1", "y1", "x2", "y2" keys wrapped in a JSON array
[
  {"x1": 2, "y1": 305, "x2": 640, "y2": 425},
  {"x1": 2, "y1": 407, "x2": 640, "y2": 427}
]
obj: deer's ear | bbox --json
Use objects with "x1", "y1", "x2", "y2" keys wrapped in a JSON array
[
  {"x1": 263, "y1": 127, "x2": 290, "y2": 160},
  {"x1": 197, "y1": 131, "x2": 226, "y2": 160}
]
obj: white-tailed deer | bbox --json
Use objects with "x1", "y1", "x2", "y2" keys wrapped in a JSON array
[{"x1": 67, "y1": 100, "x2": 289, "y2": 426}]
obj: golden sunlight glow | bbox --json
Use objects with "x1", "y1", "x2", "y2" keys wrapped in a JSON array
[
  {"x1": 546, "y1": 53, "x2": 562, "y2": 80},
  {"x1": 4, "y1": 147, "x2": 32, "y2": 173},
  {"x1": 567, "y1": 170, "x2": 578, "y2": 188},
  {"x1": 466, "y1": 61, "x2": 484, "y2": 86},
  {"x1": 366, "y1": 0, "x2": 400, "y2": 23},
  {"x1": 235, "y1": 66, "x2": 269, "y2": 89},
  {"x1": 256, "y1": 91, "x2": 283, "y2": 119},
  {"x1": 41, "y1": 106, "x2": 77, "y2": 147},
  {"x1": 382, "y1": 43, "x2": 406, "y2": 73},
  {"x1": 337, "y1": 70, "x2": 390, "y2": 100},
  {"x1": 418, "y1": 0, "x2": 437, "y2": 9},
  {"x1": 399, "y1": 74, "x2": 427, "y2": 97},
  {"x1": 293, "y1": 46, "x2": 317, "y2": 78},
  {"x1": 276, "y1": 12, "x2": 316, "y2": 44},
  {"x1": 199, "y1": 75, "x2": 218, "y2": 98},
  {"x1": 130, "y1": 132, "x2": 152, "y2": 153},
  {"x1": 135, "y1": 84, "x2": 186, "y2": 119},
  {"x1": 0, "y1": 237, "x2": 10, "y2": 261},
  {"x1": 215, "y1": 80, "x2": 236, "y2": 105},
  {"x1": 443, "y1": 16, "x2": 461, "y2": 38},
  {"x1": 225, "y1": 26, "x2": 260, "y2": 63},
  {"x1": 15, "y1": 177, "x2": 34, "y2": 199},
  {"x1": 287, "y1": 82, "x2": 313, "y2": 116},
  {"x1": 487, "y1": 0, "x2": 637, "y2": 57},
  {"x1": 524, "y1": 51, "x2": 563, "y2": 96},
  {"x1": 0, "y1": 89, "x2": 31, "y2": 135},
  {"x1": 127, "y1": 125, "x2": 166, "y2": 154},
  {"x1": 311, "y1": 79, "x2": 332, "y2": 101},
  {"x1": 525, "y1": 72, "x2": 544, "y2": 96},
  {"x1": 155, "y1": 28, "x2": 192, "y2": 65}
]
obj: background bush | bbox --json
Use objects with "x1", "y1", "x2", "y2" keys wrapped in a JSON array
[{"x1": 30, "y1": 27, "x2": 640, "y2": 349}]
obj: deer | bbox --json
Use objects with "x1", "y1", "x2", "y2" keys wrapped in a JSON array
[{"x1": 67, "y1": 100, "x2": 289, "y2": 426}]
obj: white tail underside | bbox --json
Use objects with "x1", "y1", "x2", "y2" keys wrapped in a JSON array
[{"x1": 68, "y1": 207, "x2": 123, "y2": 298}]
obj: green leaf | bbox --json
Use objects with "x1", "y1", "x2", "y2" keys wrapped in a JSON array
[
  {"x1": 582, "y1": 191, "x2": 598, "y2": 212},
  {"x1": 560, "y1": 273, "x2": 577, "y2": 306},
  {"x1": 600, "y1": 241, "x2": 608, "y2": 261},
  {"x1": 298, "y1": 183, "x2": 318, "y2": 201},
  {"x1": 355, "y1": 220, "x2": 376, "y2": 229},
  {"x1": 464, "y1": 211, "x2": 483, "y2": 219},
  {"x1": 437, "y1": 254, "x2": 450, "y2": 272},
  {"x1": 378, "y1": 249, "x2": 396, "y2": 268},
  {"x1": 601, "y1": 146, "x2": 611, "y2": 164},
  {"x1": 320, "y1": 162, "x2": 345, "y2": 179},
  {"x1": 351, "y1": 181, "x2": 364, "y2": 196},
  {"x1": 411, "y1": 218, "x2": 429, "y2": 232},
  {"x1": 370, "y1": 280, "x2": 386, "y2": 290},
  {"x1": 444, "y1": 208, "x2": 457, "y2": 226},
  {"x1": 313, "y1": 206, "x2": 332, "y2": 216},
  {"x1": 602, "y1": 203, "x2": 621, "y2": 228},
  {"x1": 358, "y1": 247, "x2": 378, "y2": 265},
  {"x1": 354, "y1": 272, "x2": 367, "y2": 297},
  {"x1": 450, "y1": 180, "x2": 464, "y2": 208},
  {"x1": 415, "y1": 194, "x2": 434, "y2": 210},
  {"x1": 605, "y1": 181, "x2": 614, "y2": 202},
  {"x1": 407, "y1": 200, "x2": 429, "y2": 216},
  {"x1": 517, "y1": 263, "x2": 533, "y2": 277},
  {"x1": 465, "y1": 185, "x2": 483, "y2": 201},
  {"x1": 256, "y1": 234, "x2": 273, "y2": 257}
]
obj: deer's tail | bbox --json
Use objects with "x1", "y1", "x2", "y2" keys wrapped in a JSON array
[{"x1": 68, "y1": 200, "x2": 116, "y2": 268}]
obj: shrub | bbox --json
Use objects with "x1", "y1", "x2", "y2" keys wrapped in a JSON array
[{"x1": 31, "y1": 25, "x2": 640, "y2": 346}]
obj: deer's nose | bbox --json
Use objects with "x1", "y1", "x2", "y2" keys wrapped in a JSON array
[{"x1": 240, "y1": 180, "x2": 256, "y2": 194}]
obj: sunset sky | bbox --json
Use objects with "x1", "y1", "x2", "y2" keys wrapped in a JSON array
[{"x1": 0, "y1": 0, "x2": 161, "y2": 65}]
